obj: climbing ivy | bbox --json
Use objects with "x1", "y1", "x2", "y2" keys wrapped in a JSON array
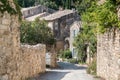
[{"x1": 0, "y1": 0, "x2": 22, "y2": 20}]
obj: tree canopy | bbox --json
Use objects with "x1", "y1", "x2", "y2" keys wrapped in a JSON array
[
  {"x1": 16, "y1": 0, "x2": 79, "y2": 9},
  {"x1": 17, "y1": 0, "x2": 35, "y2": 7},
  {"x1": 74, "y1": 0, "x2": 120, "y2": 62},
  {"x1": 20, "y1": 19, "x2": 55, "y2": 45}
]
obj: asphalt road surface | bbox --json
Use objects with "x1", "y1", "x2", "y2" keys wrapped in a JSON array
[{"x1": 36, "y1": 62, "x2": 100, "y2": 80}]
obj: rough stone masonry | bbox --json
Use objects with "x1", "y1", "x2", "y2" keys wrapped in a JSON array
[
  {"x1": 0, "y1": 0, "x2": 46, "y2": 80},
  {"x1": 97, "y1": 28, "x2": 120, "y2": 80},
  {"x1": 20, "y1": 44, "x2": 46, "y2": 80},
  {"x1": 97, "y1": 3, "x2": 120, "y2": 80}
]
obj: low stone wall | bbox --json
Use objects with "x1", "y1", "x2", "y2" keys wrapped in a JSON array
[
  {"x1": 49, "y1": 52, "x2": 57, "y2": 68},
  {"x1": 46, "y1": 45, "x2": 57, "y2": 68},
  {"x1": 97, "y1": 28, "x2": 120, "y2": 80},
  {"x1": 20, "y1": 44, "x2": 46, "y2": 79}
]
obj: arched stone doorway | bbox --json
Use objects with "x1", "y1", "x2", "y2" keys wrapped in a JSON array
[{"x1": 64, "y1": 37, "x2": 70, "y2": 50}]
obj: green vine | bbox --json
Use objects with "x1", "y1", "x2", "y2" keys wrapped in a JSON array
[
  {"x1": 73, "y1": 0, "x2": 120, "y2": 63},
  {"x1": 0, "y1": 0, "x2": 22, "y2": 20},
  {"x1": 81, "y1": 0, "x2": 120, "y2": 33}
]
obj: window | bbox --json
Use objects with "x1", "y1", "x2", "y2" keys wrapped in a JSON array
[
  {"x1": 54, "y1": 22, "x2": 58, "y2": 30},
  {"x1": 72, "y1": 48, "x2": 75, "y2": 57},
  {"x1": 73, "y1": 30, "x2": 76, "y2": 37},
  {"x1": 28, "y1": 10, "x2": 30, "y2": 14}
]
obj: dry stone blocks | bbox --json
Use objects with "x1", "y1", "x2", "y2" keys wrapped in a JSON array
[
  {"x1": 0, "y1": 0, "x2": 46, "y2": 80},
  {"x1": 97, "y1": 28, "x2": 120, "y2": 80},
  {"x1": 20, "y1": 44, "x2": 46, "y2": 80}
]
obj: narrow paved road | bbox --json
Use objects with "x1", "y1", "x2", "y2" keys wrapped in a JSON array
[{"x1": 36, "y1": 62, "x2": 100, "y2": 80}]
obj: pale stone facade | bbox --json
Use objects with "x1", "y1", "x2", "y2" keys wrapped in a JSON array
[
  {"x1": 97, "y1": 28, "x2": 120, "y2": 80},
  {"x1": 0, "y1": 0, "x2": 46, "y2": 80},
  {"x1": 43, "y1": 10, "x2": 80, "y2": 51},
  {"x1": 70, "y1": 21, "x2": 81, "y2": 58}
]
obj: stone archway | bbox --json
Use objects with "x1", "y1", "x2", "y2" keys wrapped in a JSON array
[{"x1": 64, "y1": 37, "x2": 70, "y2": 50}]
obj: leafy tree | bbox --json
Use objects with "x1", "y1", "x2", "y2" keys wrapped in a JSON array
[
  {"x1": 75, "y1": 0, "x2": 96, "y2": 15},
  {"x1": 74, "y1": 0, "x2": 120, "y2": 74},
  {"x1": 17, "y1": 0, "x2": 78, "y2": 9},
  {"x1": 43, "y1": 1, "x2": 58, "y2": 10},
  {"x1": 73, "y1": 24, "x2": 97, "y2": 62},
  {"x1": 20, "y1": 19, "x2": 55, "y2": 45},
  {"x1": 17, "y1": 0, "x2": 35, "y2": 7},
  {"x1": 82, "y1": 0, "x2": 120, "y2": 32},
  {"x1": 65, "y1": 0, "x2": 71, "y2": 9},
  {"x1": 73, "y1": 0, "x2": 97, "y2": 63}
]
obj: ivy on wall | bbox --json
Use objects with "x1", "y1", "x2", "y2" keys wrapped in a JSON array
[{"x1": 0, "y1": 0, "x2": 21, "y2": 20}]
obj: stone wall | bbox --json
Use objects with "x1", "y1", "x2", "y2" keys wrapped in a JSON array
[
  {"x1": 46, "y1": 45, "x2": 57, "y2": 68},
  {"x1": 97, "y1": 28, "x2": 120, "y2": 80},
  {"x1": 0, "y1": 0, "x2": 46, "y2": 80},
  {"x1": 20, "y1": 44, "x2": 46, "y2": 79},
  {"x1": 0, "y1": 5, "x2": 21, "y2": 80}
]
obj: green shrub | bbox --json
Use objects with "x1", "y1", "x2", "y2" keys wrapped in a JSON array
[
  {"x1": 46, "y1": 64, "x2": 50, "y2": 68},
  {"x1": 60, "y1": 50, "x2": 72, "y2": 59},
  {"x1": 68, "y1": 59, "x2": 77, "y2": 63},
  {"x1": 87, "y1": 59, "x2": 96, "y2": 75},
  {"x1": 20, "y1": 19, "x2": 55, "y2": 45}
]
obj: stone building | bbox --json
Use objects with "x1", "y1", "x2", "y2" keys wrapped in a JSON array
[
  {"x1": 21, "y1": 5, "x2": 56, "y2": 21},
  {"x1": 42, "y1": 9, "x2": 80, "y2": 51},
  {"x1": 69, "y1": 21, "x2": 81, "y2": 58},
  {"x1": 21, "y1": 5, "x2": 80, "y2": 67},
  {"x1": 21, "y1": 5, "x2": 80, "y2": 52},
  {"x1": 21, "y1": 5, "x2": 59, "y2": 67}
]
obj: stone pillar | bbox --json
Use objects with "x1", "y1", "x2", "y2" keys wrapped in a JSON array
[
  {"x1": 50, "y1": 52, "x2": 57, "y2": 68},
  {"x1": 47, "y1": 45, "x2": 57, "y2": 68}
]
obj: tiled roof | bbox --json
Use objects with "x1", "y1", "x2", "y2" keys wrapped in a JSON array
[
  {"x1": 42, "y1": 10, "x2": 75, "y2": 21},
  {"x1": 21, "y1": 5, "x2": 41, "y2": 12},
  {"x1": 25, "y1": 12, "x2": 49, "y2": 21}
]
